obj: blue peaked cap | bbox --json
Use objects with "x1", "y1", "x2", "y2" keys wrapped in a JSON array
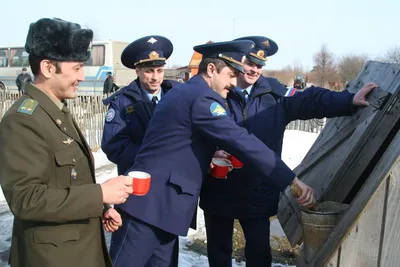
[
  {"x1": 193, "y1": 40, "x2": 255, "y2": 73},
  {"x1": 234, "y1": 36, "x2": 278, "y2": 66},
  {"x1": 121, "y1": 35, "x2": 173, "y2": 69}
]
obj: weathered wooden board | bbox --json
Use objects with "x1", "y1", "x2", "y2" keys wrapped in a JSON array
[
  {"x1": 337, "y1": 179, "x2": 386, "y2": 267},
  {"x1": 307, "y1": 130, "x2": 400, "y2": 266},
  {"x1": 325, "y1": 250, "x2": 339, "y2": 267},
  {"x1": 278, "y1": 61, "x2": 400, "y2": 246},
  {"x1": 377, "y1": 160, "x2": 400, "y2": 267}
]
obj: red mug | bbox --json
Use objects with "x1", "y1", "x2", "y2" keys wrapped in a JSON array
[
  {"x1": 128, "y1": 171, "x2": 151, "y2": 196},
  {"x1": 211, "y1": 158, "x2": 233, "y2": 179},
  {"x1": 228, "y1": 155, "x2": 243, "y2": 169}
]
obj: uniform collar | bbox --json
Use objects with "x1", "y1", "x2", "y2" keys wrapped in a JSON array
[
  {"x1": 142, "y1": 88, "x2": 162, "y2": 102},
  {"x1": 25, "y1": 84, "x2": 65, "y2": 113},
  {"x1": 235, "y1": 85, "x2": 252, "y2": 95},
  {"x1": 42, "y1": 89, "x2": 64, "y2": 110}
]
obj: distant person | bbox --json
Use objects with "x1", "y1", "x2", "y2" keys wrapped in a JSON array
[
  {"x1": 103, "y1": 72, "x2": 114, "y2": 95},
  {"x1": 15, "y1": 67, "x2": 32, "y2": 95},
  {"x1": 111, "y1": 76, "x2": 120, "y2": 93}
]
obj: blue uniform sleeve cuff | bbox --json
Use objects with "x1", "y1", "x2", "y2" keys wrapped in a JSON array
[{"x1": 347, "y1": 93, "x2": 357, "y2": 114}]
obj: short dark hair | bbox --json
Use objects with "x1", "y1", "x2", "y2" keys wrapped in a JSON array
[
  {"x1": 135, "y1": 64, "x2": 165, "y2": 71},
  {"x1": 198, "y1": 58, "x2": 228, "y2": 75},
  {"x1": 29, "y1": 55, "x2": 62, "y2": 76}
]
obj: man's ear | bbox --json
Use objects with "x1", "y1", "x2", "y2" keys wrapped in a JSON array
[
  {"x1": 40, "y1": 59, "x2": 54, "y2": 78},
  {"x1": 206, "y1": 63, "x2": 216, "y2": 77}
]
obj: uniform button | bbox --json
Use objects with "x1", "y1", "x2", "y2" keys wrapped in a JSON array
[
  {"x1": 72, "y1": 158, "x2": 76, "y2": 163},
  {"x1": 56, "y1": 119, "x2": 62, "y2": 125},
  {"x1": 63, "y1": 127, "x2": 67, "y2": 131}
]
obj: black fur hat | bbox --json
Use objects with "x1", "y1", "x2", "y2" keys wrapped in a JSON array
[{"x1": 25, "y1": 18, "x2": 93, "y2": 62}]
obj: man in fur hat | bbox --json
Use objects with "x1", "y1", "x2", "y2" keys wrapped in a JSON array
[{"x1": 0, "y1": 18, "x2": 134, "y2": 267}]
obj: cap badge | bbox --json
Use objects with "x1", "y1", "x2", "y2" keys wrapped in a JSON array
[
  {"x1": 149, "y1": 51, "x2": 160, "y2": 60},
  {"x1": 147, "y1": 37, "x2": 158, "y2": 44}
]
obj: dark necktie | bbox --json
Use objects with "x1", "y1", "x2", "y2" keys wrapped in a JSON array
[
  {"x1": 239, "y1": 90, "x2": 248, "y2": 103},
  {"x1": 62, "y1": 105, "x2": 71, "y2": 118},
  {"x1": 152, "y1": 96, "x2": 158, "y2": 106}
]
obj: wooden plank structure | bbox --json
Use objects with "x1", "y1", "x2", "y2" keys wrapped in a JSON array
[{"x1": 277, "y1": 60, "x2": 400, "y2": 266}]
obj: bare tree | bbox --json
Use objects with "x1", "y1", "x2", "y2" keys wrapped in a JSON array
[
  {"x1": 337, "y1": 54, "x2": 369, "y2": 85},
  {"x1": 291, "y1": 59, "x2": 306, "y2": 75},
  {"x1": 263, "y1": 67, "x2": 291, "y2": 86},
  {"x1": 379, "y1": 45, "x2": 400, "y2": 64},
  {"x1": 263, "y1": 61, "x2": 307, "y2": 86},
  {"x1": 309, "y1": 44, "x2": 337, "y2": 88}
]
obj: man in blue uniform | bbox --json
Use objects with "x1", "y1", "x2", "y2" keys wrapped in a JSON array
[
  {"x1": 102, "y1": 35, "x2": 184, "y2": 266},
  {"x1": 101, "y1": 35, "x2": 178, "y2": 176},
  {"x1": 109, "y1": 40, "x2": 316, "y2": 267},
  {"x1": 199, "y1": 36, "x2": 378, "y2": 267}
]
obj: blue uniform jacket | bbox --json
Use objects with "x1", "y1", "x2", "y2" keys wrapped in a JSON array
[
  {"x1": 199, "y1": 76, "x2": 356, "y2": 218},
  {"x1": 118, "y1": 75, "x2": 300, "y2": 236},
  {"x1": 101, "y1": 79, "x2": 178, "y2": 175}
]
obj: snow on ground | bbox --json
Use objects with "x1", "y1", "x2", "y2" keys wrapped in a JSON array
[
  {"x1": 0, "y1": 130, "x2": 319, "y2": 266},
  {"x1": 281, "y1": 130, "x2": 319, "y2": 169}
]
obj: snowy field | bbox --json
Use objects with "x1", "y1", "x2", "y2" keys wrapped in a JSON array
[{"x1": 0, "y1": 130, "x2": 319, "y2": 267}]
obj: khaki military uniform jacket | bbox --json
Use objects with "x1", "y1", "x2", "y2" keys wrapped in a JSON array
[{"x1": 0, "y1": 84, "x2": 112, "y2": 267}]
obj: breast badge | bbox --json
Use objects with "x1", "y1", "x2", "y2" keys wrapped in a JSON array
[{"x1": 71, "y1": 168, "x2": 77, "y2": 179}]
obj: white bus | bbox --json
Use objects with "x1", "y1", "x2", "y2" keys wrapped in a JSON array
[{"x1": 0, "y1": 40, "x2": 137, "y2": 94}]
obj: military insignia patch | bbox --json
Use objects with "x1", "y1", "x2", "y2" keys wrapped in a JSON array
[
  {"x1": 210, "y1": 102, "x2": 227, "y2": 116},
  {"x1": 17, "y1": 99, "x2": 38, "y2": 115},
  {"x1": 105, "y1": 109, "x2": 115, "y2": 122},
  {"x1": 62, "y1": 138, "x2": 74, "y2": 145},
  {"x1": 126, "y1": 105, "x2": 135, "y2": 113},
  {"x1": 71, "y1": 168, "x2": 77, "y2": 179}
]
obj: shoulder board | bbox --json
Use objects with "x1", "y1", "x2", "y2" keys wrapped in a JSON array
[
  {"x1": 102, "y1": 89, "x2": 124, "y2": 106},
  {"x1": 17, "y1": 99, "x2": 38, "y2": 115}
]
